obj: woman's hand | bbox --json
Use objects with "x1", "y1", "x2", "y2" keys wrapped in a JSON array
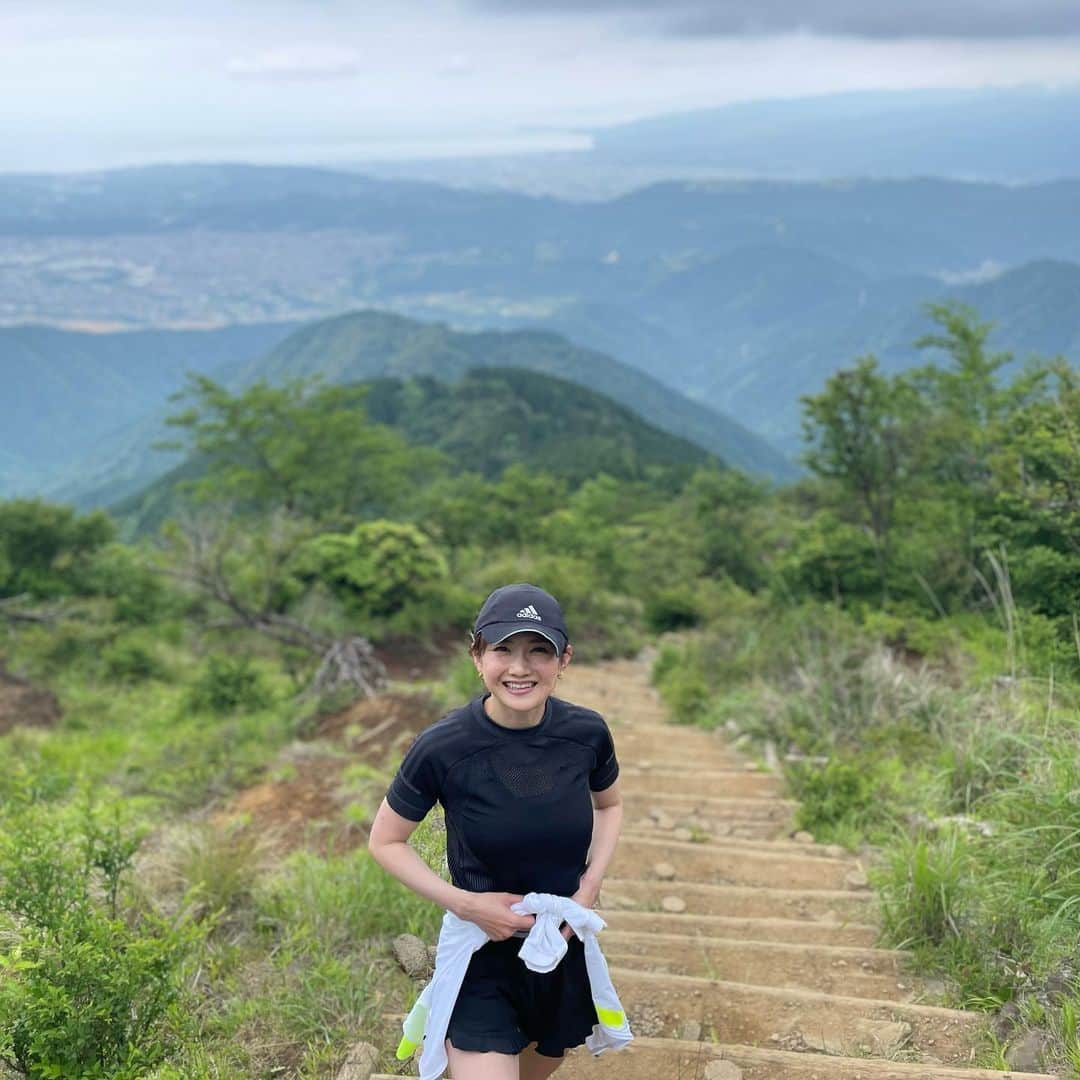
[
  {"x1": 456, "y1": 891, "x2": 535, "y2": 941},
  {"x1": 561, "y1": 874, "x2": 602, "y2": 940}
]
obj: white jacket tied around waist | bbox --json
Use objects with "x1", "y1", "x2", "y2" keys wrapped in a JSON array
[{"x1": 397, "y1": 892, "x2": 633, "y2": 1080}]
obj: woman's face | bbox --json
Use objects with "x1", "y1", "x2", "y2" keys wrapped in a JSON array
[{"x1": 473, "y1": 631, "x2": 571, "y2": 725}]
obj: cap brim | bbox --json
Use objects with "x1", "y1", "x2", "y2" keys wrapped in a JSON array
[{"x1": 475, "y1": 621, "x2": 567, "y2": 653}]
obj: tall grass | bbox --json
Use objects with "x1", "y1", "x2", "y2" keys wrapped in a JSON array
[{"x1": 654, "y1": 601, "x2": 1080, "y2": 1072}]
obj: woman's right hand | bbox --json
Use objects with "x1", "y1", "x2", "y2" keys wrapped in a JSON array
[{"x1": 455, "y1": 891, "x2": 535, "y2": 940}]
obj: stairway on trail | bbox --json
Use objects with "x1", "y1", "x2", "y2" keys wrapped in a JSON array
[{"x1": 370, "y1": 656, "x2": 1057, "y2": 1080}]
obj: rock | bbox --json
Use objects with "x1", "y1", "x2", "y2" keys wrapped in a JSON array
[
  {"x1": 628, "y1": 1003, "x2": 666, "y2": 1038},
  {"x1": 793, "y1": 830, "x2": 815, "y2": 844},
  {"x1": 673, "y1": 827, "x2": 693, "y2": 843},
  {"x1": 653, "y1": 862, "x2": 677, "y2": 881},
  {"x1": 392, "y1": 934, "x2": 433, "y2": 980},
  {"x1": 844, "y1": 869, "x2": 870, "y2": 890},
  {"x1": 704, "y1": 1061, "x2": 743, "y2": 1079},
  {"x1": 1006, "y1": 1030, "x2": 1050, "y2": 1072},
  {"x1": 335, "y1": 1040, "x2": 378, "y2": 1079},
  {"x1": 652, "y1": 812, "x2": 675, "y2": 830},
  {"x1": 826, "y1": 844, "x2": 846, "y2": 858},
  {"x1": 661, "y1": 895, "x2": 687, "y2": 913},
  {"x1": 712, "y1": 822, "x2": 732, "y2": 836},
  {"x1": 853, "y1": 1018, "x2": 911, "y2": 1056},
  {"x1": 763, "y1": 740, "x2": 779, "y2": 771},
  {"x1": 680, "y1": 1019, "x2": 702, "y2": 1041}
]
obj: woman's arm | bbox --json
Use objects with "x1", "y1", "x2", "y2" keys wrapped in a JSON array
[
  {"x1": 368, "y1": 799, "x2": 534, "y2": 940},
  {"x1": 572, "y1": 778, "x2": 624, "y2": 911}
]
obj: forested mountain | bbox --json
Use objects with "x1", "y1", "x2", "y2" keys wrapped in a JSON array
[
  {"x1": 4, "y1": 163, "x2": 1080, "y2": 469},
  {"x1": 111, "y1": 366, "x2": 714, "y2": 536},
  {"x1": 0, "y1": 322, "x2": 299, "y2": 494},
  {"x1": 33, "y1": 310, "x2": 786, "y2": 509},
  {"x1": 526, "y1": 256, "x2": 1080, "y2": 449},
  {"x1": 231, "y1": 310, "x2": 788, "y2": 476}
]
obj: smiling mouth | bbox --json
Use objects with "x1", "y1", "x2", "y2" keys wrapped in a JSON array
[{"x1": 503, "y1": 681, "x2": 537, "y2": 692}]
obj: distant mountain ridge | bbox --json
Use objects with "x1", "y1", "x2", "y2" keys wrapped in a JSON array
[
  {"x1": 590, "y1": 86, "x2": 1080, "y2": 184},
  {"x1": 4, "y1": 162, "x2": 1080, "y2": 477},
  {"x1": 0, "y1": 321, "x2": 300, "y2": 495},
  {"x1": 23, "y1": 310, "x2": 792, "y2": 509},
  {"x1": 113, "y1": 366, "x2": 716, "y2": 536},
  {"x1": 232, "y1": 310, "x2": 793, "y2": 478}
]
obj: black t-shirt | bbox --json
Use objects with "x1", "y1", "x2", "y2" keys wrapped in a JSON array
[{"x1": 386, "y1": 694, "x2": 619, "y2": 897}]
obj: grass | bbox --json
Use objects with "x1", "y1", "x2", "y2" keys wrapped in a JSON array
[
  {"x1": 653, "y1": 601, "x2": 1080, "y2": 1073},
  {"x1": 0, "y1": 608, "x2": 459, "y2": 1078}
]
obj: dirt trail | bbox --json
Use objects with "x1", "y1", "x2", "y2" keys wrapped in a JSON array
[{"x1": 372, "y1": 655, "x2": 1057, "y2": 1080}]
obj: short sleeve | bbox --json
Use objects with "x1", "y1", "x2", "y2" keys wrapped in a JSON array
[
  {"x1": 386, "y1": 730, "x2": 441, "y2": 822},
  {"x1": 589, "y1": 719, "x2": 619, "y2": 792}
]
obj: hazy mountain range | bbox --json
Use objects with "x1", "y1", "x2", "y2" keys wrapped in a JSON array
[
  {"x1": 29, "y1": 312, "x2": 791, "y2": 509},
  {"x1": 4, "y1": 87, "x2": 1080, "y2": 500},
  {"x1": 363, "y1": 86, "x2": 1080, "y2": 199}
]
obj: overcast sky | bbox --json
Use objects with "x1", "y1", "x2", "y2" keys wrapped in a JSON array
[{"x1": 3, "y1": 0, "x2": 1079, "y2": 173}]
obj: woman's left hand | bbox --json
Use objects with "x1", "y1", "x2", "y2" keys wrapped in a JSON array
[{"x1": 561, "y1": 875, "x2": 601, "y2": 941}]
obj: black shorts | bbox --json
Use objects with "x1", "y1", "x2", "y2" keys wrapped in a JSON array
[{"x1": 446, "y1": 935, "x2": 599, "y2": 1058}]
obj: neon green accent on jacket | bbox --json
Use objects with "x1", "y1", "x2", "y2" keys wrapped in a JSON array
[{"x1": 595, "y1": 1004, "x2": 625, "y2": 1028}]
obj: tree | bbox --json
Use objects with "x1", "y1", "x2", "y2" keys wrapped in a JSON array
[
  {"x1": 162, "y1": 374, "x2": 442, "y2": 524},
  {"x1": 161, "y1": 512, "x2": 387, "y2": 699},
  {"x1": 294, "y1": 520, "x2": 449, "y2": 619},
  {"x1": 801, "y1": 356, "x2": 918, "y2": 602},
  {"x1": 0, "y1": 500, "x2": 115, "y2": 599}
]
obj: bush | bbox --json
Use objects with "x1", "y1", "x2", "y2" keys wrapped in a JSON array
[
  {"x1": 186, "y1": 655, "x2": 273, "y2": 715},
  {"x1": 103, "y1": 635, "x2": 171, "y2": 684},
  {"x1": 0, "y1": 809, "x2": 198, "y2": 1078},
  {"x1": 85, "y1": 544, "x2": 177, "y2": 625},
  {"x1": 644, "y1": 586, "x2": 703, "y2": 633}
]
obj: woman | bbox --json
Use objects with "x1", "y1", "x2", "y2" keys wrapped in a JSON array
[{"x1": 368, "y1": 582, "x2": 625, "y2": 1080}]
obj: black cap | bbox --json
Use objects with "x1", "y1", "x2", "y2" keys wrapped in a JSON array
[{"x1": 473, "y1": 583, "x2": 569, "y2": 654}]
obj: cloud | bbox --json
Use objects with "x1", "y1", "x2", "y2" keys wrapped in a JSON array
[
  {"x1": 226, "y1": 46, "x2": 360, "y2": 80},
  {"x1": 469, "y1": 0, "x2": 1080, "y2": 39}
]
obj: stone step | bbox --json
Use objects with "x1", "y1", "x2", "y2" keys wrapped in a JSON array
[
  {"x1": 603, "y1": 910, "x2": 879, "y2": 948},
  {"x1": 620, "y1": 767, "x2": 784, "y2": 799},
  {"x1": 627, "y1": 818, "x2": 784, "y2": 841},
  {"x1": 611, "y1": 836, "x2": 864, "y2": 891},
  {"x1": 374, "y1": 1036, "x2": 1056, "y2": 1079},
  {"x1": 622, "y1": 828, "x2": 848, "y2": 858},
  {"x1": 612, "y1": 968, "x2": 985, "y2": 1065},
  {"x1": 600, "y1": 877, "x2": 874, "y2": 921},
  {"x1": 603, "y1": 930, "x2": 911, "y2": 999},
  {"x1": 621, "y1": 790, "x2": 797, "y2": 821}
]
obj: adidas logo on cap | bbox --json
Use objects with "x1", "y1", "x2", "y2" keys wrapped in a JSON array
[{"x1": 516, "y1": 605, "x2": 542, "y2": 620}]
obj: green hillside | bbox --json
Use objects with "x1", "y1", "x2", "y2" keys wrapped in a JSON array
[
  {"x1": 363, "y1": 368, "x2": 710, "y2": 482},
  {"x1": 235, "y1": 309, "x2": 794, "y2": 480},
  {"x1": 112, "y1": 367, "x2": 713, "y2": 536}
]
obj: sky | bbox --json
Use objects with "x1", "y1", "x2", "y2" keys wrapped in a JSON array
[{"x1": 3, "y1": 0, "x2": 1080, "y2": 173}]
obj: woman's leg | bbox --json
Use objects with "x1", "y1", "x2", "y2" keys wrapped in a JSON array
[
  {"x1": 446, "y1": 1042, "x2": 519, "y2": 1080},
  {"x1": 518, "y1": 1046, "x2": 565, "y2": 1080}
]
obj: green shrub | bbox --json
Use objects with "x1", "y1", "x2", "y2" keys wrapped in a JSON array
[
  {"x1": 85, "y1": 544, "x2": 177, "y2": 625},
  {"x1": 103, "y1": 635, "x2": 171, "y2": 684},
  {"x1": 644, "y1": 586, "x2": 702, "y2": 633},
  {"x1": 0, "y1": 809, "x2": 199, "y2": 1078},
  {"x1": 186, "y1": 656, "x2": 272, "y2": 715},
  {"x1": 788, "y1": 757, "x2": 886, "y2": 835}
]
